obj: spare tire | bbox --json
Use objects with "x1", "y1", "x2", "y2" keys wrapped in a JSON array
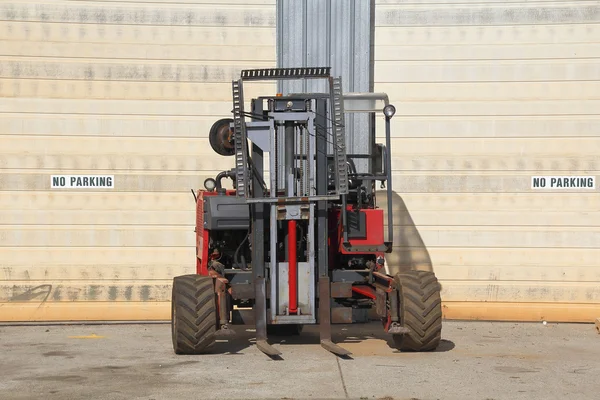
[{"x1": 208, "y1": 118, "x2": 235, "y2": 156}]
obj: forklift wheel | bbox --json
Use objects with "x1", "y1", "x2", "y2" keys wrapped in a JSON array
[
  {"x1": 208, "y1": 118, "x2": 235, "y2": 156},
  {"x1": 267, "y1": 324, "x2": 304, "y2": 336},
  {"x1": 171, "y1": 274, "x2": 217, "y2": 354},
  {"x1": 392, "y1": 270, "x2": 442, "y2": 352}
]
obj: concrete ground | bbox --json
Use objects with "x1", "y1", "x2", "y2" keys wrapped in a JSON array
[{"x1": 0, "y1": 321, "x2": 598, "y2": 400}]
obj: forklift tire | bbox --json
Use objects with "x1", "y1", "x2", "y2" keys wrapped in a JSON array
[
  {"x1": 208, "y1": 118, "x2": 235, "y2": 157},
  {"x1": 392, "y1": 270, "x2": 442, "y2": 352},
  {"x1": 171, "y1": 274, "x2": 218, "y2": 355},
  {"x1": 267, "y1": 324, "x2": 303, "y2": 336}
]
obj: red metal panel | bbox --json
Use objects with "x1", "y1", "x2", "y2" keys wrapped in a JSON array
[
  {"x1": 351, "y1": 285, "x2": 377, "y2": 299},
  {"x1": 196, "y1": 190, "x2": 210, "y2": 276},
  {"x1": 348, "y1": 208, "x2": 384, "y2": 247},
  {"x1": 328, "y1": 207, "x2": 386, "y2": 256},
  {"x1": 288, "y1": 219, "x2": 298, "y2": 314}
]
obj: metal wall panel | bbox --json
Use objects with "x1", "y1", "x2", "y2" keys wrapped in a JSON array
[
  {"x1": 374, "y1": 0, "x2": 600, "y2": 322},
  {"x1": 276, "y1": 0, "x2": 375, "y2": 173},
  {"x1": 3, "y1": 0, "x2": 600, "y2": 323},
  {"x1": 0, "y1": 0, "x2": 277, "y2": 322}
]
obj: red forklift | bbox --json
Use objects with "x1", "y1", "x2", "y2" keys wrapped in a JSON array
[{"x1": 171, "y1": 68, "x2": 442, "y2": 357}]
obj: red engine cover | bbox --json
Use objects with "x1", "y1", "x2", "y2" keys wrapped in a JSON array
[{"x1": 328, "y1": 207, "x2": 386, "y2": 267}]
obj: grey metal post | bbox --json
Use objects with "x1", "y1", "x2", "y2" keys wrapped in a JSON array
[
  {"x1": 385, "y1": 118, "x2": 393, "y2": 246},
  {"x1": 252, "y1": 133, "x2": 280, "y2": 357},
  {"x1": 284, "y1": 121, "x2": 295, "y2": 196},
  {"x1": 316, "y1": 98, "x2": 328, "y2": 278},
  {"x1": 251, "y1": 143, "x2": 266, "y2": 337},
  {"x1": 315, "y1": 97, "x2": 350, "y2": 356}
]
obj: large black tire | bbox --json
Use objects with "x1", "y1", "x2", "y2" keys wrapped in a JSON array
[
  {"x1": 208, "y1": 118, "x2": 235, "y2": 156},
  {"x1": 392, "y1": 270, "x2": 442, "y2": 352},
  {"x1": 171, "y1": 274, "x2": 218, "y2": 354}
]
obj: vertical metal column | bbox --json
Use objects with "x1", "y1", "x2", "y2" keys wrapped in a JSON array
[
  {"x1": 287, "y1": 219, "x2": 298, "y2": 314},
  {"x1": 252, "y1": 142, "x2": 281, "y2": 357},
  {"x1": 330, "y1": 77, "x2": 349, "y2": 196},
  {"x1": 316, "y1": 97, "x2": 331, "y2": 341},
  {"x1": 232, "y1": 79, "x2": 249, "y2": 198},
  {"x1": 315, "y1": 99, "x2": 329, "y2": 278},
  {"x1": 284, "y1": 122, "x2": 295, "y2": 196},
  {"x1": 315, "y1": 98, "x2": 351, "y2": 356}
]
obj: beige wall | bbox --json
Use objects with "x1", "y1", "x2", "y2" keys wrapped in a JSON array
[
  {"x1": 375, "y1": 0, "x2": 600, "y2": 322},
  {"x1": 1, "y1": 0, "x2": 599, "y2": 323},
  {"x1": 0, "y1": 0, "x2": 276, "y2": 321}
]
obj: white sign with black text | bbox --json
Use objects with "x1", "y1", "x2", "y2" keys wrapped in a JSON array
[
  {"x1": 531, "y1": 176, "x2": 595, "y2": 190},
  {"x1": 51, "y1": 175, "x2": 115, "y2": 189}
]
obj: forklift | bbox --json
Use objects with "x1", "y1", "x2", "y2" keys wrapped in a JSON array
[{"x1": 171, "y1": 67, "x2": 442, "y2": 357}]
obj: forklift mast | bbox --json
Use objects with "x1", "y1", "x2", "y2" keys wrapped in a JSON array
[{"x1": 170, "y1": 67, "x2": 442, "y2": 358}]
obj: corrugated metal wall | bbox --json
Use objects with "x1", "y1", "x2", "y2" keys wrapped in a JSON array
[
  {"x1": 277, "y1": 0, "x2": 600, "y2": 322},
  {"x1": 2, "y1": 0, "x2": 599, "y2": 323},
  {"x1": 374, "y1": 0, "x2": 600, "y2": 322},
  {"x1": 276, "y1": 0, "x2": 374, "y2": 173},
  {"x1": 0, "y1": 0, "x2": 276, "y2": 321}
]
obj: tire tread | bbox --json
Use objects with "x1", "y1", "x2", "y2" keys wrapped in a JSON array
[
  {"x1": 393, "y1": 270, "x2": 443, "y2": 352},
  {"x1": 171, "y1": 274, "x2": 217, "y2": 354}
]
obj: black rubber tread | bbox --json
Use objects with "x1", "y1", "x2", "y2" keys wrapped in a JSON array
[
  {"x1": 267, "y1": 324, "x2": 303, "y2": 336},
  {"x1": 392, "y1": 270, "x2": 442, "y2": 352},
  {"x1": 171, "y1": 274, "x2": 218, "y2": 354},
  {"x1": 208, "y1": 118, "x2": 235, "y2": 156}
]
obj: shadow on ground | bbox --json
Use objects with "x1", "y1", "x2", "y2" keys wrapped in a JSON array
[{"x1": 203, "y1": 322, "x2": 455, "y2": 356}]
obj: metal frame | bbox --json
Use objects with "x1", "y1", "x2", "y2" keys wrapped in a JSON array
[
  {"x1": 191, "y1": 67, "x2": 398, "y2": 357},
  {"x1": 233, "y1": 67, "x2": 356, "y2": 355},
  {"x1": 231, "y1": 67, "x2": 349, "y2": 201}
]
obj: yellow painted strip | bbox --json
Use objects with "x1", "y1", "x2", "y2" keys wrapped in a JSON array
[
  {"x1": 0, "y1": 302, "x2": 170, "y2": 322},
  {"x1": 68, "y1": 334, "x2": 105, "y2": 339},
  {"x1": 1, "y1": 301, "x2": 598, "y2": 323},
  {"x1": 442, "y1": 302, "x2": 600, "y2": 323}
]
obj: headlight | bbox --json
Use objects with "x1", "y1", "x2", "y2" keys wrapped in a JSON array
[
  {"x1": 203, "y1": 178, "x2": 216, "y2": 191},
  {"x1": 383, "y1": 104, "x2": 396, "y2": 119}
]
